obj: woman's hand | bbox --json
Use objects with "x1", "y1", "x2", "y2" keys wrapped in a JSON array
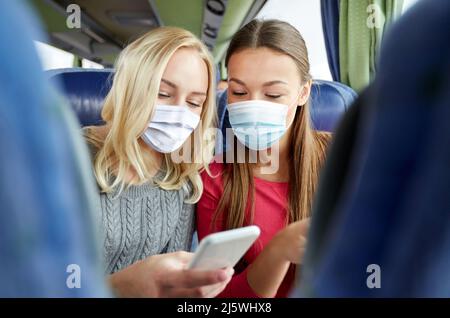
[
  {"x1": 270, "y1": 218, "x2": 311, "y2": 264},
  {"x1": 109, "y1": 251, "x2": 234, "y2": 298},
  {"x1": 246, "y1": 218, "x2": 310, "y2": 297}
]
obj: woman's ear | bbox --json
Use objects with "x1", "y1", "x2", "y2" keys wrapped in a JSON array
[{"x1": 297, "y1": 79, "x2": 312, "y2": 106}]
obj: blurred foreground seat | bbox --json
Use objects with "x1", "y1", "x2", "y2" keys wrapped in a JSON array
[
  {"x1": 0, "y1": 1, "x2": 108, "y2": 297},
  {"x1": 297, "y1": 0, "x2": 450, "y2": 297}
]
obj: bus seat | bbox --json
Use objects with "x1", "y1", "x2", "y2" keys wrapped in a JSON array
[
  {"x1": 310, "y1": 80, "x2": 357, "y2": 132},
  {"x1": 217, "y1": 80, "x2": 357, "y2": 153},
  {"x1": 47, "y1": 68, "x2": 113, "y2": 127}
]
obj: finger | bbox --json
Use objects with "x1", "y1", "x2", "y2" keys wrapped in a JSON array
[
  {"x1": 169, "y1": 251, "x2": 194, "y2": 265},
  {"x1": 202, "y1": 270, "x2": 234, "y2": 298},
  {"x1": 223, "y1": 267, "x2": 235, "y2": 277},
  {"x1": 164, "y1": 268, "x2": 230, "y2": 289},
  {"x1": 298, "y1": 219, "x2": 311, "y2": 236},
  {"x1": 299, "y1": 235, "x2": 307, "y2": 246},
  {"x1": 163, "y1": 287, "x2": 205, "y2": 298},
  {"x1": 203, "y1": 284, "x2": 228, "y2": 298},
  {"x1": 301, "y1": 218, "x2": 311, "y2": 228},
  {"x1": 293, "y1": 247, "x2": 307, "y2": 265},
  {"x1": 205, "y1": 277, "x2": 232, "y2": 298},
  {"x1": 199, "y1": 282, "x2": 227, "y2": 298},
  {"x1": 166, "y1": 280, "x2": 230, "y2": 298}
]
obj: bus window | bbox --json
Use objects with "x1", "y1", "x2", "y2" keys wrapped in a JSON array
[
  {"x1": 35, "y1": 41, "x2": 74, "y2": 70},
  {"x1": 256, "y1": 0, "x2": 332, "y2": 81}
]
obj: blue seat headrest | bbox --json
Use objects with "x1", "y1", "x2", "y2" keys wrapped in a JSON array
[
  {"x1": 47, "y1": 68, "x2": 113, "y2": 127},
  {"x1": 309, "y1": 80, "x2": 357, "y2": 131}
]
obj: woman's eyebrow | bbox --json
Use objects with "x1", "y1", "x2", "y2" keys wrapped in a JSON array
[
  {"x1": 229, "y1": 78, "x2": 246, "y2": 86},
  {"x1": 191, "y1": 91, "x2": 207, "y2": 96},
  {"x1": 263, "y1": 80, "x2": 289, "y2": 87},
  {"x1": 229, "y1": 78, "x2": 288, "y2": 87},
  {"x1": 162, "y1": 78, "x2": 206, "y2": 96},
  {"x1": 161, "y1": 78, "x2": 177, "y2": 88}
]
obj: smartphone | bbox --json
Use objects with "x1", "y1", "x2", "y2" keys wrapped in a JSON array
[{"x1": 188, "y1": 226, "x2": 261, "y2": 270}]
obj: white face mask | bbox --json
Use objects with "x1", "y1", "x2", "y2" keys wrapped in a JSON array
[
  {"x1": 141, "y1": 105, "x2": 200, "y2": 153},
  {"x1": 227, "y1": 100, "x2": 289, "y2": 151}
]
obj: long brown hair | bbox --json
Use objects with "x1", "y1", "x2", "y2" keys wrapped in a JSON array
[{"x1": 214, "y1": 19, "x2": 330, "y2": 230}]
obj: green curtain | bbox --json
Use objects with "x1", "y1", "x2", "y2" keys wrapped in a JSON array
[
  {"x1": 339, "y1": 0, "x2": 404, "y2": 92},
  {"x1": 220, "y1": 60, "x2": 228, "y2": 80}
]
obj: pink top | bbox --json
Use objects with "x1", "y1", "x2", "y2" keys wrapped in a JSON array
[{"x1": 196, "y1": 161, "x2": 295, "y2": 298}]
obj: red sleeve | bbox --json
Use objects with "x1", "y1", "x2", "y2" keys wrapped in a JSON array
[{"x1": 196, "y1": 162, "x2": 261, "y2": 298}]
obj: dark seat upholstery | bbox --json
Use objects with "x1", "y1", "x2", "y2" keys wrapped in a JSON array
[{"x1": 47, "y1": 68, "x2": 113, "y2": 127}]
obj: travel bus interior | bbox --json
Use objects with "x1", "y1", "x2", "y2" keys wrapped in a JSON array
[{"x1": 1, "y1": 0, "x2": 450, "y2": 299}]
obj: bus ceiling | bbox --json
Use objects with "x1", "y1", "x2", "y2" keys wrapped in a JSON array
[{"x1": 30, "y1": 0, "x2": 267, "y2": 68}]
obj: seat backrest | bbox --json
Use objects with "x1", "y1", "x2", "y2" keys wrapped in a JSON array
[
  {"x1": 309, "y1": 80, "x2": 357, "y2": 131},
  {"x1": 47, "y1": 68, "x2": 113, "y2": 127}
]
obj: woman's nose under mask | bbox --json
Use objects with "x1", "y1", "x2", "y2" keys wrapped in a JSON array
[
  {"x1": 226, "y1": 99, "x2": 290, "y2": 151},
  {"x1": 142, "y1": 104, "x2": 200, "y2": 153}
]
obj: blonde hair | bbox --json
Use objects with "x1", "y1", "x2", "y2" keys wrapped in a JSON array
[
  {"x1": 215, "y1": 19, "x2": 330, "y2": 230},
  {"x1": 84, "y1": 27, "x2": 216, "y2": 203}
]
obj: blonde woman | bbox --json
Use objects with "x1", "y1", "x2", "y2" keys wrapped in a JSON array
[
  {"x1": 197, "y1": 20, "x2": 331, "y2": 298},
  {"x1": 84, "y1": 27, "x2": 232, "y2": 297}
]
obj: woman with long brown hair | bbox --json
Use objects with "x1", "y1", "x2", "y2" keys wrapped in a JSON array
[{"x1": 197, "y1": 19, "x2": 330, "y2": 298}]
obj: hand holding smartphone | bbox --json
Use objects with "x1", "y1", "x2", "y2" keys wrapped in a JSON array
[{"x1": 188, "y1": 226, "x2": 261, "y2": 270}]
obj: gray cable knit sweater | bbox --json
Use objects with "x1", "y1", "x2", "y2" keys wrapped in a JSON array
[{"x1": 87, "y1": 144, "x2": 195, "y2": 274}]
